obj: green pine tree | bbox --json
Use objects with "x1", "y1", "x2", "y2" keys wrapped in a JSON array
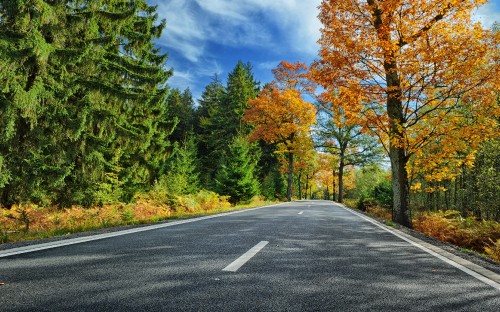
[
  {"x1": 161, "y1": 135, "x2": 200, "y2": 195},
  {"x1": 215, "y1": 136, "x2": 259, "y2": 204},
  {"x1": 166, "y1": 88, "x2": 195, "y2": 144},
  {"x1": 0, "y1": 0, "x2": 173, "y2": 207},
  {"x1": 195, "y1": 63, "x2": 260, "y2": 189}
]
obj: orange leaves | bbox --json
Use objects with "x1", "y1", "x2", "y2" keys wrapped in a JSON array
[
  {"x1": 272, "y1": 61, "x2": 315, "y2": 93},
  {"x1": 312, "y1": 0, "x2": 500, "y2": 185},
  {"x1": 244, "y1": 85, "x2": 316, "y2": 147},
  {"x1": 413, "y1": 210, "x2": 500, "y2": 261}
]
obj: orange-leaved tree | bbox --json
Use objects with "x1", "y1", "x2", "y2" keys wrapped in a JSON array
[
  {"x1": 276, "y1": 134, "x2": 317, "y2": 199},
  {"x1": 310, "y1": 0, "x2": 500, "y2": 226},
  {"x1": 314, "y1": 152, "x2": 339, "y2": 200},
  {"x1": 244, "y1": 67, "x2": 316, "y2": 200}
]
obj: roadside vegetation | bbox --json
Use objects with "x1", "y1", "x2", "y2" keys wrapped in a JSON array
[
  {"x1": 342, "y1": 164, "x2": 500, "y2": 263},
  {"x1": 0, "y1": 192, "x2": 271, "y2": 244}
]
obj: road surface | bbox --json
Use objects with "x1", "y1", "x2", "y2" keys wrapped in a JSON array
[{"x1": 1, "y1": 200, "x2": 499, "y2": 311}]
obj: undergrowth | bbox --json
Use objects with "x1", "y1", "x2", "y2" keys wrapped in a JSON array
[
  {"x1": 0, "y1": 191, "x2": 272, "y2": 244},
  {"x1": 413, "y1": 210, "x2": 500, "y2": 263}
]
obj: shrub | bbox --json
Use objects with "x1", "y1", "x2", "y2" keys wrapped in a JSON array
[
  {"x1": 366, "y1": 206, "x2": 392, "y2": 221},
  {"x1": 356, "y1": 197, "x2": 376, "y2": 212},
  {"x1": 176, "y1": 190, "x2": 231, "y2": 212},
  {"x1": 371, "y1": 179, "x2": 393, "y2": 208}
]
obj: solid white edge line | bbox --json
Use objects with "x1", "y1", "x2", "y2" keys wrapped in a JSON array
[
  {"x1": 339, "y1": 204, "x2": 500, "y2": 291},
  {"x1": 0, "y1": 203, "x2": 287, "y2": 258},
  {"x1": 223, "y1": 241, "x2": 269, "y2": 272}
]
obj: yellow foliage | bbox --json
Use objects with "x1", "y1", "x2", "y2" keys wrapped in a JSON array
[
  {"x1": 413, "y1": 211, "x2": 500, "y2": 262},
  {"x1": 0, "y1": 188, "x2": 243, "y2": 244},
  {"x1": 484, "y1": 239, "x2": 500, "y2": 263}
]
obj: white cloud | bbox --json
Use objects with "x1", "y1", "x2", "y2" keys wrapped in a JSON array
[
  {"x1": 258, "y1": 61, "x2": 281, "y2": 71},
  {"x1": 155, "y1": 0, "x2": 322, "y2": 63},
  {"x1": 156, "y1": 0, "x2": 206, "y2": 62},
  {"x1": 194, "y1": 0, "x2": 322, "y2": 56}
]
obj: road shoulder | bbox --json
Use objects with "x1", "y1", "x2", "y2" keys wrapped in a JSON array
[{"x1": 341, "y1": 205, "x2": 500, "y2": 281}]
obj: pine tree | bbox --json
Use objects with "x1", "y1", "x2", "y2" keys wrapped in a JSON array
[
  {"x1": 0, "y1": 0, "x2": 173, "y2": 207},
  {"x1": 161, "y1": 135, "x2": 199, "y2": 195},
  {"x1": 196, "y1": 62, "x2": 260, "y2": 189},
  {"x1": 223, "y1": 61, "x2": 260, "y2": 135},
  {"x1": 166, "y1": 88, "x2": 195, "y2": 144},
  {"x1": 195, "y1": 75, "x2": 225, "y2": 186},
  {"x1": 215, "y1": 136, "x2": 259, "y2": 204}
]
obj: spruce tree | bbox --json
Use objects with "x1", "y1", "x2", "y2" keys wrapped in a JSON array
[
  {"x1": 223, "y1": 61, "x2": 260, "y2": 135},
  {"x1": 215, "y1": 136, "x2": 259, "y2": 204},
  {"x1": 195, "y1": 63, "x2": 260, "y2": 189},
  {"x1": 195, "y1": 75, "x2": 225, "y2": 186},
  {"x1": 0, "y1": 1, "x2": 173, "y2": 207},
  {"x1": 166, "y1": 88, "x2": 195, "y2": 144},
  {"x1": 161, "y1": 135, "x2": 199, "y2": 195}
]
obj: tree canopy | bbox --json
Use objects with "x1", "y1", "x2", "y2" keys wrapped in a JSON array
[{"x1": 310, "y1": 0, "x2": 500, "y2": 226}]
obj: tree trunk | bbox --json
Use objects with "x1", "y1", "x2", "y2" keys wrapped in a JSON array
[
  {"x1": 305, "y1": 174, "x2": 309, "y2": 200},
  {"x1": 369, "y1": 3, "x2": 412, "y2": 227},
  {"x1": 297, "y1": 172, "x2": 302, "y2": 200},
  {"x1": 332, "y1": 168, "x2": 336, "y2": 202},
  {"x1": 389, "y1": 143, "x2": 411, "y2": 227},
  {"x1": 338, "y1": 159, "x2": 345, "y2": 203},
  {"x1": 384, "y1": 49, "x2": 412, "y2": 227},
  {"x1": 286, "y1": 152, "x2": 293, "y2": 201}
]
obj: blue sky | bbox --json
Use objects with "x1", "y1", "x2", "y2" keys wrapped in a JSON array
[{"x1": 150, "y1": 0, "x2": 500, "y2": 103}]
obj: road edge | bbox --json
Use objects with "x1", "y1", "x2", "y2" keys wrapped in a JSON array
[
  {"x1": 340, "y1": 204, "x2": 500, "y2": 290},
  {"x1": 0, "y1": 202, "x2": 288, "y2": 258}
]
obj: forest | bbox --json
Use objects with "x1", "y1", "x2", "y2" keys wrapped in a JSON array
[{"x1": 0, "y1": 1, "x2": 499, "y2": 261}]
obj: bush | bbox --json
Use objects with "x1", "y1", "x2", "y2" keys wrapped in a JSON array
[
  {"x1": 176, "y1": 190, "x2": 231, "y2": 212},
  {"x1": 356, "y1": 197, "x2": 377, "y2": 212},
  {"x1": 366, "y1": 206, "x2": 392, "y2": 221},
  {"x1": 371, "y1": 179, "x2": 393, "y2": 208},
  {"x1": 485, "y1": 239, "x2": 500, "y2": 263}
]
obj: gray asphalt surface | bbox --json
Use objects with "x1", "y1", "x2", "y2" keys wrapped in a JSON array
[{"x1": 1, "y1": 200, "x2": 499, "y2": 311}]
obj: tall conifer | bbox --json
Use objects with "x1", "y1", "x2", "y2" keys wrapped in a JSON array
[{"x1": 0, "y1": 0, "x2": 173, "y2": 207}]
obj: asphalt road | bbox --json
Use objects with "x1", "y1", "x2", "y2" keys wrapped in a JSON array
[{"x1": 1, "y1": 200, "x2": 499, "y2": 311}]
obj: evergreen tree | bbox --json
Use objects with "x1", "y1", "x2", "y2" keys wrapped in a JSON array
[
  {"x1": 0, "y1": 0, "x2": 172, "y2": 207},
  {"x1": 215, "y1": 136, "x2": 259, "y2": 204},
  {"x1": 161, "y1": 135, "x2": 199, "y2": 195},
  {"x1": 223, "y1": 61, "x2": 260, "y2": 135},
  {"x1": 166, "y1": 88, "x2": 195, "y2": 144},
  {"x1": 195, "y1": 75, "x2": 225, "y2": 186},
  {"x1": 196, "y1": 62, "x2": 260, "y2": 189}
]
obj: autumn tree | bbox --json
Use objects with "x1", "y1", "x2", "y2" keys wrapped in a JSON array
[
  {"x1": 294, "y1": 148, "x2": 319, "y2": 200},
  {"x1": 311, "y1": 0, "x2": 500, "y2": 226},
  {"x1": 244, "y1": 82, "x2": 316, "y2": 201},
  {"x1": 315, "y1": 89, "x2": 384, "y2": 203},
  {"x1": 314, "y1": 153, "x2": 338, "y2": 200}
]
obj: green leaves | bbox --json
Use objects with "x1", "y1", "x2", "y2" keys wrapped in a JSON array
[
  {"x1": 0, "y1": 0, "x2": 172, "y2": 207},
  {"x1": 215, "y1": 136, "x2": 259, "y2": 204}
]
